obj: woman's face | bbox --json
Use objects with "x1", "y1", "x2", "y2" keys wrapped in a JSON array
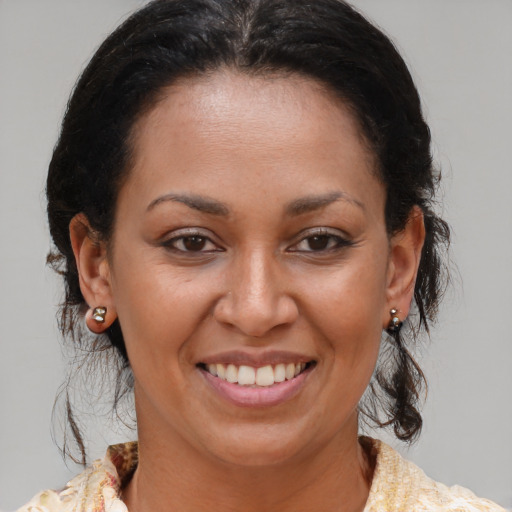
[{"x1": 92, "y1": 71, "x2": 417, "y2": 466}]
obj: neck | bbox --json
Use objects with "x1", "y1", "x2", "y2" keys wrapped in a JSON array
[{"x1": 123, "y1": 415, "x2": 373, "y2": 512}]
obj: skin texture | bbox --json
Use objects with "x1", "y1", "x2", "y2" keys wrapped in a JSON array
[{"x1": 71, "y1": 71, "x2": 425, "y2": 512}]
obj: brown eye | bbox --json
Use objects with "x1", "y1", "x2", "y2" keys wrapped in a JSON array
[
  {"x1": 182, "y1": 236, "x2": 207, "y2": 251},
  {"x1": 307, "y1": 235, "x2": 331, "y2": 251},
  {"x1": 164, "y1": 233, "x2": 220, "y2": 253},
  {"x1": 289, "y1": 230, "x2": 353, "y2": 253}
]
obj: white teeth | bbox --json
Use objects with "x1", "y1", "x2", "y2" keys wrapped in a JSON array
[
  {"x1": 285, "y1": 363, "x2": 295, "y2": 380},
  {"x1": 217, "y1": 363, "x2": 226, "y2": 379},
  {"x1": 274, "y1": 363, "x2": 286, "y2": 383},
  {"x1": 204, "y1": 361, "x2": 310, "y2": 386},
  {"x1": 238, "y1": 365, "x2": 256, "y2": 385},
  {"x1": 256, "y1": 365, "x2": 274, "y2": 386},
  {"x1": 225, "y1": 364, "x2": 238, "y2": 383}
]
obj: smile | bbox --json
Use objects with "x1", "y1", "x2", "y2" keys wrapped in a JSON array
[
  {"x1": 201, "y1": 362, "x2": 311, "y2": 387},
  {"x1": 197, "y1": 352, "x2": 316, "y2": 407}
]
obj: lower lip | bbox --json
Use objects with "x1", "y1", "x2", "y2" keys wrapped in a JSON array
[{"x1": 200, "y1": 367, "x2": 312, "y2": 408}]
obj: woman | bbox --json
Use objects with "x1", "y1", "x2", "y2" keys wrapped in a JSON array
[{"x1": 17, "y1": 0, "x2": 505, "y2": 511}]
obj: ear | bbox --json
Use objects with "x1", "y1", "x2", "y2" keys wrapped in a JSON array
[
  {"x1": 384, "y1": 206, "x2": 425, "y2": 327},
  {"x1": 69, "y1": 214, "x2": 117, "y2": 333}
]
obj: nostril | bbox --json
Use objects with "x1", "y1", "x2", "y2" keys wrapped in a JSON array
[{"x1": 213, "y1": 290, "x2": 299, "y2": 338}]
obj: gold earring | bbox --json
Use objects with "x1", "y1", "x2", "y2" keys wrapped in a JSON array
[
  {"x1": 92, "y1": 306, "x2": 107, "y2": 323},
  {"x1": 387, "y1": 308, "x2": 402, "y2": 334}
]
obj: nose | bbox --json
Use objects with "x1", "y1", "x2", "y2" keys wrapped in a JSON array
[{"x1": 213, "y1": 249, "x2": 299, "y2": 337}]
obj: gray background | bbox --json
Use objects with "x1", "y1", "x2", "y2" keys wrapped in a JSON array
[{"x1": 0, "y1": 0, "x2": 511, "y2": 509}]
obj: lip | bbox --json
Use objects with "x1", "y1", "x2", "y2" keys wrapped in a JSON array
[
  {"x1": 198, "y1": 350, "x2": 314, "y2": 367},
  {"x1": 199, "y1": 363, "x2": 314, "y2": 408}
]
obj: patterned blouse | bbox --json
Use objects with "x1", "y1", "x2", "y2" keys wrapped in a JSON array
[{"x1": 18, "y1": 439, "x2": 506, "y2": 512}]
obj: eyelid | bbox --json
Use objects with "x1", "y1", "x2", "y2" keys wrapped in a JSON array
[
  {"x1": 160, "y1": 227, "x2": 225, "y2": 252},
  {"x1": 287, "y1": 227, "x2": 353, "y2": 252}
]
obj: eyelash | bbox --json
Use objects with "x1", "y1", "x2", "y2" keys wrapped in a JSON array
[
  {"x1": 161, "y1": 228, "x2": 353, "y2": 255},
  {"x1": 162, "y1": 230, "x2": 223, "y2": 254},
  {"x1": 288, "y1": 229, "x2": 354, "y2": 253}
]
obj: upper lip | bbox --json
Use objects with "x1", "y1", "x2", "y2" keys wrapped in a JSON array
[{"x1": 198, "y1": 350, "x2": 315, "y2": 367}]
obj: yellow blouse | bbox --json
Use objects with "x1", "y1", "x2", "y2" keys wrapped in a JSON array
[{"x1": 18, "y1": 439, "x2": 506, "y2": 512}]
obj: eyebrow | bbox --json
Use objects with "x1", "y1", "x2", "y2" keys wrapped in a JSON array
[
  {"x1": 146, "y1": 190, "x2": 363, "y2": 217},
  {"x1": 284, "y1": 191, "x2": 364, "y2": 216},
  {"x1": 146, "y1": 193, "x2": 230, "y2": 216}
]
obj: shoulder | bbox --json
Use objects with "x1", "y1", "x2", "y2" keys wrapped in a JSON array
[
  {"x1": 364, "y1": 438, "x2": 507, "y2": 512},
  {"x1": 17, "y1": 443, "x2": 137, "y2": 512}
]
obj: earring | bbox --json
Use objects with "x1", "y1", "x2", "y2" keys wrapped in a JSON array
[
  {"x1": 92, "y1": 306, "x2": 107, "y2": 323},
  {"x1": 387, "y1": 308, "x2": 402, "y2": 334}
]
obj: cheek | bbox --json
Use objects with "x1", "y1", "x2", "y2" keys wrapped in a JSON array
[
  {"x1": 297, "y1": 255, "x2": 388, "y2": 388},
  {"x1": 301, "y1": 260, "x2": 388, "y2": 340},
  {"x1": 110, "y1": 253, "x2": 220, "y2": 372}
]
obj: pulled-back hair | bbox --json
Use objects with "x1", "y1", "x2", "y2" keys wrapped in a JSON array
[{"x1": 47, "y1": 0, "x2": 450, "y2": 463}]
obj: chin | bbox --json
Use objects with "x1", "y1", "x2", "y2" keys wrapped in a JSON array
[
  {"x1": 204, "y1": 424, "x2": 311, "y2": 468},
  {"x1": 217, "y1": 443, "x2": 303, "y2": 468}
]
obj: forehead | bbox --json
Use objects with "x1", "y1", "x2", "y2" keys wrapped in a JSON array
[
  {"x1": 131, "y1": 69, "x2": 374, "y2": 166},
  {"x1": 123, "y1": 70, "x2": 383, "y2": 219}
]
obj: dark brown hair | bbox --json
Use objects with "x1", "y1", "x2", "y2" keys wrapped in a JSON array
[{"x1": 47, "y1": 0, "x2": 450, "y2": 463}]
